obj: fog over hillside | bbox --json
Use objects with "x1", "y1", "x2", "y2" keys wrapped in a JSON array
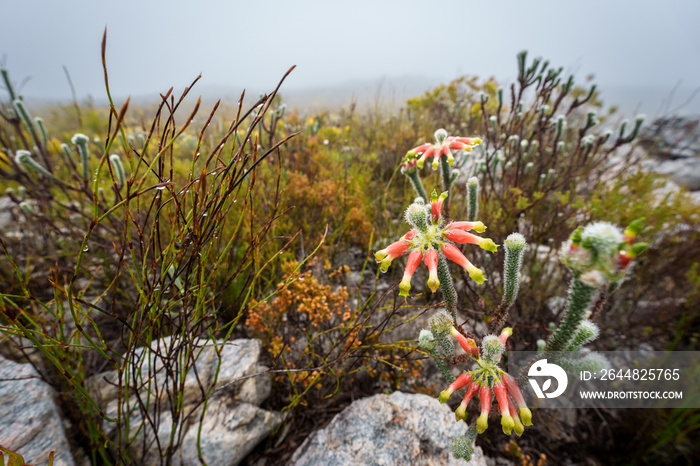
[{"x1": 23, "y1": 75, "x2": 700, "y2": 122}]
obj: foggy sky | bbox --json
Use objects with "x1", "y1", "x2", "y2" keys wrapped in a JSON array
[{"x1": 1, "y1": 0, "x2": 699, "y2": 109}]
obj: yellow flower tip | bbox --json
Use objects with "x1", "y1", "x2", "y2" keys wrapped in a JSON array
[
  {"x1": 501, "y1": 414, "x2": 515, "y2": 432},
  {"x1": 479, "y1": 238, "x2": 499, "y2": 253},
  {"x1": 447, "y1": 154, "x2": 455, "y2": 166},
  {"x1": 513, "y1": 416, "x2": 525, "y2": 436},
  {"x1": 416, "y1": 159, "x2": 425, "y2": 169},
  {"x1": 455, "y1": 404, "x2": 467, "y2": 421},
  {"x1": 431, "y1": 160, "x2": 440, "y2": 171},
  {"x1": 374, "y1": 249, "x2": 388, "y2": 262},
  {"x1": 427, "y1": 276, "x2": 440, "y2": 293},
  {"x1": 476, "y1": 413, "x2": 488, "y2": 433},
  {"x1": 467, "y1": 265, "x2": 486, "y2": 285},
  {"x1": 473, "y1": 137, "x2": 482, "y2": 145},
  {"x1": 406, "y1": 150, "x2": 417, "y2": 156},
  {"x1": 438, "y1": 389, "x2": 452, "y2": 404},
  {"x1": 379, "y1": 257, "x2": 393, "y2": 273},
  {"x1": 501, "y1": 327, "x2": 513, "y2": 338},
  {"x1": 464, "y1": 145, "x2": 473, "y2": 152},
  {"x1": 520, "y1": 407, "x2": 533, "y2": 426},
  {"x1": 398, "y1": 278, "x2": 411, "y2": 298},
  {"x1": 473, "y1": 221, "x2": 486, "y2": 233}
]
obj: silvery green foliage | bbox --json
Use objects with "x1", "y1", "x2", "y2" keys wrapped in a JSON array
[
  {"x1": 34, "y1": 117, "x2": 48, "y2": 147},
  {"x1": 109, "y1": 154, "x2": 125, "y2": 187},
  {"x1": 14, "y1": 150, "x2": 53, "y2": 179},
  {"x1": 71, "y1": 133, "x2": 91, "y2": 182},
  {"x1": 501, "y1": 233, "x2": 527, "y2": 310},
  {"x1": 565, "y1": 320, "x2": 600, "y2": 352},
  {"x1": 449, "y1": 429, "x2": 476, "y2": 461},
  {"x1": 546, "y1": 278, "x2": 598, "y2": 352},
  {"x1": 559, "y1": 351, "x2": 610, "y2": 374},
  {"x1": 467, "y1": 177, "x2": 479, "y2": 221}
]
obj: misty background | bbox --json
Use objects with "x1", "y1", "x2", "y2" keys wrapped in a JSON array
[{"x1": 1, "y1": 0, "x2": 699, "y2": 117}]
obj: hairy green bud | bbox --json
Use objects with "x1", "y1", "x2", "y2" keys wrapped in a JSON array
[
  {"x1": 405, "y1": 203, "x2": 429, "y2": 232},
  {"x1": 482, "y1": 335, "x2": 505, "y2": 363},
  {"x1": 565, "y1": 320, "x2": 600, "y2": 352},
  {"x1": 430, "y1": 310, "x2": 453, "y2": 337},
  {"x1": 418, "y1": 329, "x2": 436, "y2": 351},
  {"x1": 434, "y1": 128, "x2": 448, "y2": 145}
]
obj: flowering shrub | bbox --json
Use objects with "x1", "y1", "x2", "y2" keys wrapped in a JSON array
[{"x1": 375, "y1": 119, "x2": 647, "y2": 461}]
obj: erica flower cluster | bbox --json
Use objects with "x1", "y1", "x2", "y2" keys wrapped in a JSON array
[
  {"x1": 404, "y1": 128, "x2": 482, "y2": 171},
  {"x1": 560, "y1": 219, "x2": 647, "y2": 287},
  {"x1": 423, "y1": 311, "x2": 533, "y2": 436},
  {"x1": 374, "y1": 190, "x2": 498, "y2": 296}
]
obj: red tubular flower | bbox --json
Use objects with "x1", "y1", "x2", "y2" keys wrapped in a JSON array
[
  {"x1": 450, "y1": 327, "x2": 479, "y2": 357},
  {"x1": 407, "y1": 130, "x2": 482, "y2": 170},
  {"x1": 477, "y1": 384, "x2": 491, "y2": 433},
  {"x1": 493, "y1": 381, "x2": 515, "y2": 434},
  {"x1": 433, "y1": 145, "x2": 453, "y2": 169},
  {"x1": 406, "y1": 143, "x2": 432, "y2": 155},
  {"x1": 416, "y1": 147, "x2": 435, "y2": 168},
  {"x1": 618, "y1": 250, "x2": 633, "y2": 269},
  {"x1": 403, "y1": 229, "x2": 418, "y2": 241},
  {"x1": 438, "y1": 372, "x2": 473, "y2": 404},
  {"x1": 441, "y1": 243, "x2": 486, "y2": 284},
  {"x1": 375, "y1": 238, "x2": 412, "y2": 272},
  {"x1": 449, "y1": 221, "x2": 486, "y2": 233},
  {"x1": 430, "y1": 191, "x2": 448, "y2": 224},
  {"x1": 498, "y1": 327, "x2": 512, "y2": 346},
  {"x1": 424, "y1": 248, "x2": 440, "y2": 292},
  {"x1": 443, "y1": 228, "x2": 499, "y2": 252},
  {"x1": 455, "y1": 381, "x2": 480, "y2": 421},
  {"x1": 399, "y1": 249, "x2": 423, "y2": 297},
  {"x1": 502, "y1": 373, "x2": 532, "y2": 426},
  {"x1": 448, "y1": 136, "x2": 481, "y2": 146}
]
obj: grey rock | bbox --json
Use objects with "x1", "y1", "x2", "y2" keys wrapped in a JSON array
[
  {"x1": 176, "y1": 399, "x2": 281, "y2": 466},
  {"x1": 651, "y1": 157, "x2": 700, "y2": 191},
  {"x1": 0, "y1": 355, "x2": 76, "y2": 466},
  {"x1": 288, "y1": 391, "x2": 487, "y2": 466},
  {"x1": 88, "y1": 338, "x2": 279, "y2": 465}
]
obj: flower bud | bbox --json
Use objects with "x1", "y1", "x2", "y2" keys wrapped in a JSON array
[
  {"x1": 430, "y1": 190, "x2": 448, "y2": 224},
  {"x1": 429, "y1": 310, "x2": 453, "y2": 336},
  {"x1": 434, "y1": 128, "x2": 448, "y2": 145},
  {"x1": 482, "y1": 335, "x2": 504, "y2": 363},
  {"x1": 418, "y1": 329, "x2": 436, "y2": 350},
  {"x1": 451, "y1": 327, "x2": 479, "y2": 356},
  {"x1": 405, "y1": 203, "x2": 429, "y2": 232}
]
